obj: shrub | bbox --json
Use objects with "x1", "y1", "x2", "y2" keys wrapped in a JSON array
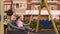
[
  {"x1": 24, "y1": 20, "x2": 29, "y2": 24},
  {"x1": 5, "y1": 9, "x2": 13, "y2": 16},
  {"x1": 30, "y1": 20, "x2": 37, "y2": 29},
  {"x1": 56, "y1": 21, "x2": 60, "y2": 25},
  {"x1": 24, "y1": 20, "x2": 53, "y2": 30}
]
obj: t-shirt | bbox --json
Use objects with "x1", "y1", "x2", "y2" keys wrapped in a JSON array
[{"x1": 16, "y1": 20, "x2": 23, "y2": 27}]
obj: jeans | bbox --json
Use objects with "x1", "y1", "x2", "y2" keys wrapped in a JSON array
[{"x1": 17, "y1": 25, "x2": 30, "y2": 31}]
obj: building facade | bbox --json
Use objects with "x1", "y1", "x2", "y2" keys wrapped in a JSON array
[
  {"x1": 4, "y1": 0, "x2": 60, "y2": 21},
  {"x1": 4, "y1": 0, "x2": 11, "y2": 11}
]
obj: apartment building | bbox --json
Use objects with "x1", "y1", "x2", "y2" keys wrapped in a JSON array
[
  {"x1": 4, "y1": 0, "x2": 11, "y2": 11},
  {"x1": 4, "y1": 0, "x2": 60, "y2": 21}
]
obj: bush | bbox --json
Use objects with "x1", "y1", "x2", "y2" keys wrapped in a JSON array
[
  {"x1": 5, "y1": 9, "x2": 13, "y2": 16},
  {"x1": 56, "y1": 21, "x2": 60, "y2": 25},
  {"x1": 24, "y1": 20, "x2": 37, "y2": 29},
  {"x1": 24, "y1": 20, "x2": 53, "y2": 31},
  {"x1": 30, "y1": 20, "x2": 37, "y2": 29},
  {"x1": 24, "y1": 20, "x2": 29, "y2": 24}
]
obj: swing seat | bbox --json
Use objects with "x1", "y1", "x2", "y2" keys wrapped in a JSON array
[
  {"x1": 39, "y1": 20, "x2": 52, "y2": 26},
  {"x1": 8, "y1": 20, "x2": 26, "y2": 30}
]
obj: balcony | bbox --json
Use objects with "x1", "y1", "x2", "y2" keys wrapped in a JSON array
[
  {"x1": 14, "y1": 10, "x2": 60, "y2": 15},
  {"x1": 31, "y1": 0, "x2": 40, "y2": 2},
  {"x1": 31, "y1": 0, "x2": 40, "y2": 5},
  {"x1": 25, "y1": 10, "x2": 60, "y2": 15},
  {"x1": 47, "y1": 0, "x2": 58, "y2": 4}
]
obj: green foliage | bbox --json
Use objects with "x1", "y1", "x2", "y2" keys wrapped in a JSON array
[
  {"x1": 24, "y1": 20, "x2": 37, "y2": 29},
  {"x1": 24, "y1": 20, "x2": 53, "y2": 30},
  {"x1": 24, "y1": 20, "x2": 29, "y2": 24},
  {"x1": 40, "y1": 0, "x2": 46, "y2": 8},
  {"x1": 30, "y1": 21, "x2": 37, "y2": 29},
  {"x1": 5, "y1": 9, "x2": 13, "y2": 16},
  {"x1": 39, "y1": 25, "x2": 53, "y2": 29},
  {"x1": 56, "y1": 21, "x2": 60, "y2": 25}
]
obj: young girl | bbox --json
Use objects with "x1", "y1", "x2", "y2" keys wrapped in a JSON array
[
  {"x1": 15, "y1": 16, "x2": 30, "y2": 30},
  {"x1": 15, "y1": 16, "x2": 35, "y2": 34}
]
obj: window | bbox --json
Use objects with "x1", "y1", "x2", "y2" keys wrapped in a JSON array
[
  {"x1": 16, "y1": 3, "x2": 19, "y2": 8},
  {"x1": 33, "y1": 5, "x2": 38, "y2": 10},
  {"x1": 15, "y1": 2, "x2": 27, "y2": 9},
  {"x1": 20, "y1": 3, "x2": 22, "y2": 8},
  {"x1": 50, "y1": 5, "x2": 55, "y2": 10},
  {"x1": 51, "y1": 7, "x2": 54, "y2": 10},
  {"x1": 4, "y1": 5, "x2": 10, "y2": 11},
  {"x1": 19, "y1": 3, "x2": 27, "y2": 9}
]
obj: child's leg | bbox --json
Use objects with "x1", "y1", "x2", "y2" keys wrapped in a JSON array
[
  {"x1": 5, "y1": 28, "x2": 8, "y2": 34},
  {"x1": 4, "y1": 24, "x2": 8, "y2": 34},
  {"x1": 17, "y1": 27, "x2": 25, "y2": 30},
  {"x1": 24, "y1": 25, "x2": 35, "y2": 32},
  {"x1": 24, "y1": 25, "x2": 30, "y2": 29},
  {"x1": 24, "y1": 25, "x2": 32, "y2": 31}
]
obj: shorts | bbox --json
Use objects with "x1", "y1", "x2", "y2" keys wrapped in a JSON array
[{"x1": 4, "y1": 24, "x2": 8, "y2": 30}]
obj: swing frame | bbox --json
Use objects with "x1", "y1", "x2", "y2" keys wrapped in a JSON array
[
  {"x1": 0, "y1": 0, "x2": 4, "y2": 34},
  {"x1": 36, "y1": 0, "x2": 59, "y2": 34}
]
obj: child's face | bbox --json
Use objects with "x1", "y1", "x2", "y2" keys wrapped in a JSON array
[{"x1": 19, "y1": 17, "x2": 22, "y2": 20}]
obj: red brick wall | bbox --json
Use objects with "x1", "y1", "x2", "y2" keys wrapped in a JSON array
[
  {"x1": 4, "y1": 0, "x2": 11, "y2": 2},
  {"x1": 27, "y1": 4, "x2": 31, "y2": 10},
  {"x1": 57, "y1": 0, "x2": 60, "y2": 10},
  {"x1": 4, "y1": 0, "x2": 11, "y2": 10},
  {"x1": 27, "y1": 0, "x2": 31, "y2": 10},
  {"x1": 57, "y1": 4, "x2": 60, "y2": 10},
  {"x1": 40, "y1": 15, "x2": 49, "y2": 20},
  {"x1": 27, "y1": 0, "x2": 31, "y2": 2},
  {"x1": 58, "y1": 0, "x2": 60, "y2": 2}
]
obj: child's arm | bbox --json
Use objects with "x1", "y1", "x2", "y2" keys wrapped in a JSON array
[{"x1": 23, "y1": 23, "x2": 28, "y2": 25}]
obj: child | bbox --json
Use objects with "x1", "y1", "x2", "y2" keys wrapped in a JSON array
[
  {"x1": 15, "y1": 16, "x2": 31, "y2": 30},
  {"x1": 16, "y1": 16, "x2": 35, "y2": 34}
]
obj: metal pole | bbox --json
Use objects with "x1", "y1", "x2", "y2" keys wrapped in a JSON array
[{"x1": 0, "y1": 0, "x2": 4, "y2": 34}]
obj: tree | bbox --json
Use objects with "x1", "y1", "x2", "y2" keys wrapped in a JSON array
[
  {"x1": 5, "y1": 9, "x2": 13, "y2": 16},
  {"x1": 40, "y1": 0, "x2": 46, "y2": 8}
]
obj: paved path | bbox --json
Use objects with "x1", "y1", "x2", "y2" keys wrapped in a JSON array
[{"x1": 4, "y1": 31, "x2": 60, "y2": 34}]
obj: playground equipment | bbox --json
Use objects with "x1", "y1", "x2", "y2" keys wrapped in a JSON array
[
  {"x1": 0, "y1": 0, "x2": 4, "y2": 34},
  {"x1": 36, "y1": 0, "x2": 59, "y2": 34},
  {"x1": 0, "y1": 0, "x2": 59, "y2": 34},
  {"x1": 8, "y1": 20, "x2": 35, "y2": 34}
]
